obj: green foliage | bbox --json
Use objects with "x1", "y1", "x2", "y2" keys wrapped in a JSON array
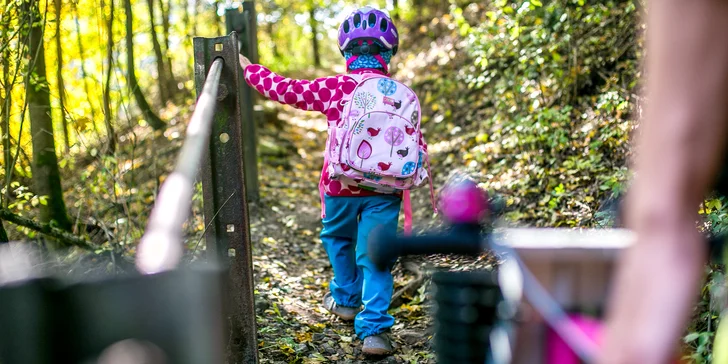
[
  {"x1": 2, "y1": 181, "x2": 48, "y2": 238},
  {"x1": 685, "y1": 197, "x2": 728, "y2": 363},
  {"x1": 683, "y1": 262, "x2": 720, "y2": 363},
  {"x1": 684, "y1": 327, "x2": 715, "y2": 363},
  {"x1": 408, "y1": 0, "x2": 638, "y2": 226},
  {"x1": 705, "y1": 198, "x2": 728, "y2": 235},
  {"x1": 457, "y1": 0, "x2": 640, "y2": 101}
]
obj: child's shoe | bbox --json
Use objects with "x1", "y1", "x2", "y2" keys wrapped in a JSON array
[
  {"x1": 362, "y1": 332, "x2": 394, "y2": 356},
  {"x1": 322, "y1": 292, "x2": 360, "y2": 321}
]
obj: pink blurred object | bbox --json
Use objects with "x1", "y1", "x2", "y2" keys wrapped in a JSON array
[
  {"x1": 546, "y1": 314, "x2": 602, "y2": 364},
  {"x1": 439, "y1": 180, "x2": 489, "y2": 224}
]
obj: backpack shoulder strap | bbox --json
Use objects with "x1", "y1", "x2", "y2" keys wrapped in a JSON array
[{"x1": 403, "y1": 191, "x2": 412, "y2": 235}]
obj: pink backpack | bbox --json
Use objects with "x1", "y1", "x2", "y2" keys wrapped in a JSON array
[{"x1": 323, "y1": 74, "x2": 435, "y2": 232}]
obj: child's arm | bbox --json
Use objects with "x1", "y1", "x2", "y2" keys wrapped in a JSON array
[{"x1": 240, "y1": 57, "x2": 356, "y2": 115}]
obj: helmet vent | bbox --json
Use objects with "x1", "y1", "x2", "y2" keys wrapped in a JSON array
[
  {"x1": 353, "y1": 13, "x2": 361, "y2": 28},
  {"x1": 343, "y1": 21, "x2": 350, "y2": 33},
  {"x1": 380, "y1": 19, "x2": 388, "y2": 32},
  {"x1": 368, "y1": 13, "x2": 377, "y2": 28}
]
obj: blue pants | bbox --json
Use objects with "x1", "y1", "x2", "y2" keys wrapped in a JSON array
[{"x1": 320, "y1": 194, "x2": 400, "y2": 339}]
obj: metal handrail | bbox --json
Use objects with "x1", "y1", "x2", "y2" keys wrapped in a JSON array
[{"x1": 136, "y1": 58, "x2": 224, "y2": 274}]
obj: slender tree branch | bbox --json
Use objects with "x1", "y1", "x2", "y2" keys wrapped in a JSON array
[
  {"x1": 102, "y1": 0, "x2": 116, "y2": 153},
  {"x1": 390, "y1": 260, "x2": 425, "y2": 309},
  {"x1": 0, "y1": 209, "x2": 94, "y2": 250},
  {"x1": 124, "y1": 0, "x2": 165, "y2": 130}
]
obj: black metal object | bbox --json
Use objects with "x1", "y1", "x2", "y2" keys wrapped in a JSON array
[
  {"x1": 369, "y1": 223, "x2": 484, "y2": 270},
  {"x1": 224, "y1": 2, "x2": 258, "y2": 64},
  {"x1": 194, "y1": 33, "x2": 258, "y2": 363},
  {"x1": 432, "y1": 271, "x2": 502, "y2": 364},
  {"x1": 225, "y1": 1, "x2": 260, "y2": 202},
  {"x1": 0, "y1": 265, "x2": 227, "y2": 364}
]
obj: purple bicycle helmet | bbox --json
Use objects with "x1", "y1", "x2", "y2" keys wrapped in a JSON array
[{"x1": 338, "y1": 7, "x2": 399, "y2": 56}]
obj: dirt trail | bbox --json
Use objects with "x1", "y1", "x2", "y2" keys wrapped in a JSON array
[{"x1": 251, "y1": 105, "x2": 437, "y2": 363}]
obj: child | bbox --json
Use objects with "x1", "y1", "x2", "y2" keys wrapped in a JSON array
[{"x1": 239, "y1": 7, "x2": 427, "y2": 356}]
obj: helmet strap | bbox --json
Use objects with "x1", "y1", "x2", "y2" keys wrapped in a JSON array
[
  {"x1": 373, "y1": 54, "x2": 389, "y2": 73},
  {"x1": 346, "y1": 54, "x2": 360, "y2": 69}
]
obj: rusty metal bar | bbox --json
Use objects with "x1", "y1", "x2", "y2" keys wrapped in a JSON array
[
  {"x1": 195, "y1": 33, "x2": 258, "y2": 363},
  {"x1": 135, "y1": 57, "x2": 224, "y2": 274},
  {"x1": 241, "y1": 1, "x2": 260, "y2": 202},
  {"x1": 226, "y1": 2, "x2": 260, "y2": 202}
]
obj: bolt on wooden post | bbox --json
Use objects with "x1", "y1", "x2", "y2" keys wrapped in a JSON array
[{"x1": 193, "y1": 33, "x2": 258, "y2": 364}]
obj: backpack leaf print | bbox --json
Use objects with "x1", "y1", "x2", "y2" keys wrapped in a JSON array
[{"x1": 356, "y1": 140, "x2": 372, "y2": 168}]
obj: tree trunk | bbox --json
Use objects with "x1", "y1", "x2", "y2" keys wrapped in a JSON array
[
  {"x1": 2, "y1": 23, "x2": 12, "y2": 182},
  {"x1": 182, "y1": 0, "x2": 192, "y2": 80},
  {"x1": 267, "y1": 21, "x2": 280, "y2": 59},
  {"x1": 72, "y1": 3, "x2": 100, "y2": 136},
  {"x1": 0, "y1": 13, "x2": 9, "y2": 217},
  {"x1": 146, "y1": 0, "x2": 170, "y2": 104},
  {"x1": 392, "y1": 0, "x2": 399, "y2": 21},
  {"x1": 2, "y1": 8, "x2": 23, "y2": 207},
  {"x1": 192, "y1": 0, "x2": 199, "y2": 37},
  {"x1": 1, "y1": 95, "x2": 9, "y2": 187},
  {"x1": 309, "y1": 6, "x2": 320, "y2": 67},
  {"x1": 214, "y1": 0, "x2": 222, "y2": 36},
  {"x1": 22, "y1": 0, "x2": 72, "y2": 231},
  {"x1": 124, "y1": 0, "x2": 165, "y2": 130},
  {"x1": 183, "y1": 0, "x2": 191, "y2": 36},
  {"x1": 102, "y1": 0, "x2": 116, "y2": 153},
  {"x1": 54, "y1": 0, "x2": 70, "y2": 151},
  {"x1": 0, "y1": 37, "x2": 11, "y2": 237},
  {"x1": 159, "y1": 0, "x2": 177, "y2": 96},
  {"x1": 159, "y1": 0, "x2": 171, "y2": 50}
]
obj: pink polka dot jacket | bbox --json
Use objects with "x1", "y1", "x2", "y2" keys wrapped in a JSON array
[{"x1": 243, "y1": 65, "x2": 428, "y2": 198}]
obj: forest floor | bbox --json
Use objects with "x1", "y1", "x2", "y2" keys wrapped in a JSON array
[{"x1": 248, "y1": 97, "x2": 493, "y2": 363}]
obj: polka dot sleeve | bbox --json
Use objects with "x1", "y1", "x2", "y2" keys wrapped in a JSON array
[{"x1": 243, "y1": 64, "x2": 357, "y2": 115}]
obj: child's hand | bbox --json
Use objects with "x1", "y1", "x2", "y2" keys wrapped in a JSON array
[{"x1": 239, "y1": 54, "x2": 252, "y2": 69}]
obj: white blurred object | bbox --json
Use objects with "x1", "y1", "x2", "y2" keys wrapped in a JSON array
[
  {"x1": 0, "y1": 242, "x2": 40, "y2": 285},
  {"x1": 97, "y1": 339, "x2": 168, "y2": 364}
]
